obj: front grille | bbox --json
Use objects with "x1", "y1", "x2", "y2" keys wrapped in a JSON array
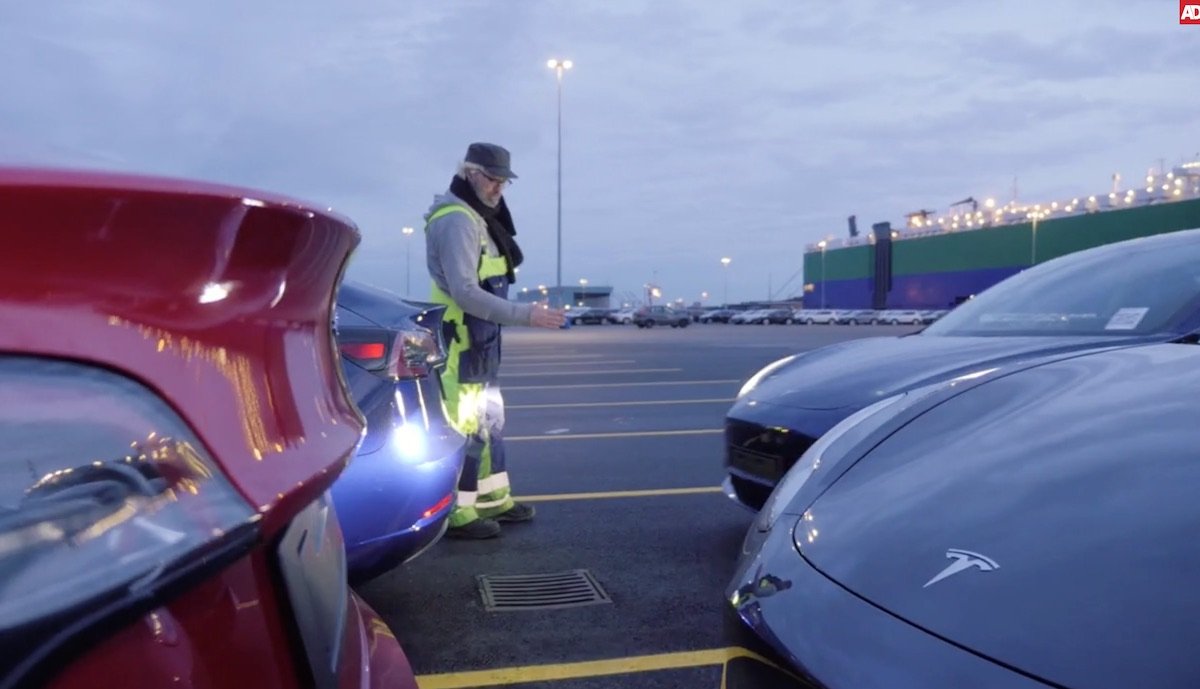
[
  {"x1": 725, "y1": 421, "x2": 815, "y2": 475},
  {"x1": 728, "y1": 446, "x2": 785, "y2": 481},
  {"x1": 725, "y1": 418, "x2": 817, "y2": 510}
]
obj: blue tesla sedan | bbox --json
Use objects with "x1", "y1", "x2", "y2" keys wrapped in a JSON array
[
  {"x1": 728, "y1": 335, "x2": 1200, "y2": 687},
  {"x1": 725, "y1": 228, "x2": 1200, "y2": 510},
  {"x1": 332, "y1": 281, "x2": 466, "y2": 583}
]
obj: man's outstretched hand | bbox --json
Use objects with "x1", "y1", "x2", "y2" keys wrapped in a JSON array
[{"x1": 529, "y1": 306, "x2": 567, "y2": 329}]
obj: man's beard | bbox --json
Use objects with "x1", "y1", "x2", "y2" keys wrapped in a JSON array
[{"x1": 469, "y1": 176, "x2": 501, "y2": 207}]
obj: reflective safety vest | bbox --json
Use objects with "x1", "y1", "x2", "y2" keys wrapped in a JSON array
[{"x1": 425, "y1": 204, "x2": 511, "y2": 385}]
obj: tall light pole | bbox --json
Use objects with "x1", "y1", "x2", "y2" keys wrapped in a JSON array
[
  {"x1": 817, "y1": 240, "x2": 827, "y2": 309},
  {"x1": 402, "y1": 226, "x2": 415, "y2": 296},
  {"x1": 720, "y1": 257, "x2": 731, "y2": 306},
  {"x1": 547, "y1": 58, "x2": 573, "y2": 289}
]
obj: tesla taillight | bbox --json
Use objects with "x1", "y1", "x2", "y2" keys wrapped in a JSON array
[
  {"x1": 338, "y1": 341, "x2": 387, "y2": 367},
  {"x1": 387, "y1": 330, "x2": 444, "y2": 379},
  {"x1": 0, "y1": 357, "x2": 258, "y2": 689},
  {"x1": 337, "y1": 326, "x2": 443, "y2": 380}
]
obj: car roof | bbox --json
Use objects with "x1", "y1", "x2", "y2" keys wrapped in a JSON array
[{"x1": 338, "y1": 281, "x2": 425, "y2": 328}]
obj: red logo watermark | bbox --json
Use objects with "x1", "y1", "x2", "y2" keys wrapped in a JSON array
[{"x1": 1182, "y1": 0, "x2": 1200, "y2": 23}]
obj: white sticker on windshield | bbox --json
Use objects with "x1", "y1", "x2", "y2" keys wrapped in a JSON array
[{"x1": 1105, "y1": 307, "x2": 1149, "y2": 331}]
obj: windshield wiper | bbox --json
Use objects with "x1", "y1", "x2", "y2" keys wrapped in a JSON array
[{"x1": 1171, "y1": 330, "x2": 1200, "y2": 345}]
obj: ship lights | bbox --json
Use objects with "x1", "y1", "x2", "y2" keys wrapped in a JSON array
[{"x1": 807, "y1": 158, "x2": 1198, "y2": 253}]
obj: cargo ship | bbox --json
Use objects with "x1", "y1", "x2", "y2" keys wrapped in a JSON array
[{"x1": 802, "y1": 160, "x2": 1200, "y2": 310}]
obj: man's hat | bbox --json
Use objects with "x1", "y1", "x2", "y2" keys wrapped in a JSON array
[{"x1": 465, "y1": 142, "x2": 518, "y2": 180}]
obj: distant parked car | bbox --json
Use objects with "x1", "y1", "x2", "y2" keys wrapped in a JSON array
[
  {"x1": 729, "y1": 309, "x2": 762, "y2": 324},
  {"x1": 837, "y1": 309, "x2": 878, "y2": 325},
  {"x1": 634, "y1": 305, "x2": 691, "y2": 328},
  {"x1": 797, "y1": 309, "x2": 838, "y2": 324},
  {"x1": 700, "y1": 308, "x2": 736, "y2": 323},
  {"x1": 734, "y1": 309, "x2": 782, "y2": 324},
  {"x1": 765, "y1": 308, "x2": 799, "y2": 324},
  {"x1": 606, "y1": 307, "x2": 637, "y2": 324},
  {"x1": 0, "y1": 167, "x2": 418, "y2": 689},
  {"x1": 744, "y1": 310, "x2": 774, "y2": 325},
  {"x1": 725, "y1": 228, "x2": 1200, "y2": 511},
  {"x1": 567, "y1": 307, "x2": 610, "y2": 324},
  {"x1": 333, "y1": 282, "x2": 466, "y2": 583},
  {"x1": 920, "y1": 309, "x2": 949, "y2": 324},
  {"x1": 878, "y1": 309, "x2": 924, "y2": 325}
]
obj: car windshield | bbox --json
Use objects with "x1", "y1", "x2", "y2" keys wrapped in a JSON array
[{"x1": 925, "y1": 235, "x2": 1200, "y2": 337}]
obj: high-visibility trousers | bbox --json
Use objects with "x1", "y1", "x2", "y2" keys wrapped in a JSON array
[{"x1": 442, "y1": 381, "x2": 513, "y2": 526}]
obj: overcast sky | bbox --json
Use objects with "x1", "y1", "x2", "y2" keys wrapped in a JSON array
[{"x1": 2, "y1": 1, "x2": 1195, "y2": 305}]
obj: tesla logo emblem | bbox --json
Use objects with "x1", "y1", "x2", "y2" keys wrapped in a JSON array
[{"x1": 923, "y1": 549, "x2": 999, "y2": 588}]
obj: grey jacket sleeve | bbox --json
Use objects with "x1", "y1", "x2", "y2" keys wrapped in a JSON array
[{"x1": 427, "y1": 212, "x2": 535, "y2": 327}]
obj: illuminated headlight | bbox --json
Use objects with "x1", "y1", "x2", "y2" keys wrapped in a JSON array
[{"x1": 737, "y1": 355, "x2": 798, "y2": 399}]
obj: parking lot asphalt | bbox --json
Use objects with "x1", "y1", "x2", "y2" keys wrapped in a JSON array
[{"x1": 357, "y1": 322, "x2": 918, "y2": 689}]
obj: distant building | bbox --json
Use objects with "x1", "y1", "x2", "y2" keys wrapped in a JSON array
[{"x1": 513, "y1": 284, "x2": 613, "y2": 309}]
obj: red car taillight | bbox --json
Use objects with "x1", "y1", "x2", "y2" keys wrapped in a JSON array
[
  {"x1": 338, "y1": 342, "x2": 388, "y2": 366},
  {"x1": 390, "y1": 330, "x2": 443, "y2": 378},
  {"x1": 0, "y1": 357, "x2": 259, "y2": 689},
  {"x1": 339, "y1": 329, "x2": 443, "y2": 379}
]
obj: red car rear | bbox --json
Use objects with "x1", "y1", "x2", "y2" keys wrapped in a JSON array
[{"x1": 0, "y1": 168, "x2": 417, "y2": 689}]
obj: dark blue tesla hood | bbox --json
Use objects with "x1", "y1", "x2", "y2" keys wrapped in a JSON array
[
  {"x1": 797, "y1": 343, "x2": 1200, "y2": 688},
  {"x1": 744, "y1": 332, "x2": 1155, "y2": 410}
]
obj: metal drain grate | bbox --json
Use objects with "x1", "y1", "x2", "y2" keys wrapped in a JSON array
[{"x1": 477, "y1": 569, "x2": 612, "y2": 612}]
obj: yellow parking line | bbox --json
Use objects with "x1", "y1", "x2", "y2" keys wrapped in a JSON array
[
  {"x1": 507, "y1": 398, "x2": 734, "y2": 409},
  {"x1": 520, "y1": 486, "x2": 722, "y2": 502},
  {"x1": 504, "y1": 368, "x2": 682, "y2": 377},
  {"x1": 505, "y1": 379, "x2": 741, "y2": 391},
  {"x1": 506, "y1": 429, "x2": 722, "y2": 441},
  {"x1": 414, "y1": 646, "x2": 793, "y2": 689}
]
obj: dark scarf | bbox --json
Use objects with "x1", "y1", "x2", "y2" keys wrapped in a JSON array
[{"x1": 449, "y1": 175, "x2": 524, "y2": 282}]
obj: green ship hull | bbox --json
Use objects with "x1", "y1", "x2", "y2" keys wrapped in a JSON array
[{"x1": 803, "y1": 197, "x2": 1200, "y2": 309}]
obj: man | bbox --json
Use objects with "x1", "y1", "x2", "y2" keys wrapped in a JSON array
[{"x1": 424, "y1": 142, "x2": 566, "y2": 539}]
